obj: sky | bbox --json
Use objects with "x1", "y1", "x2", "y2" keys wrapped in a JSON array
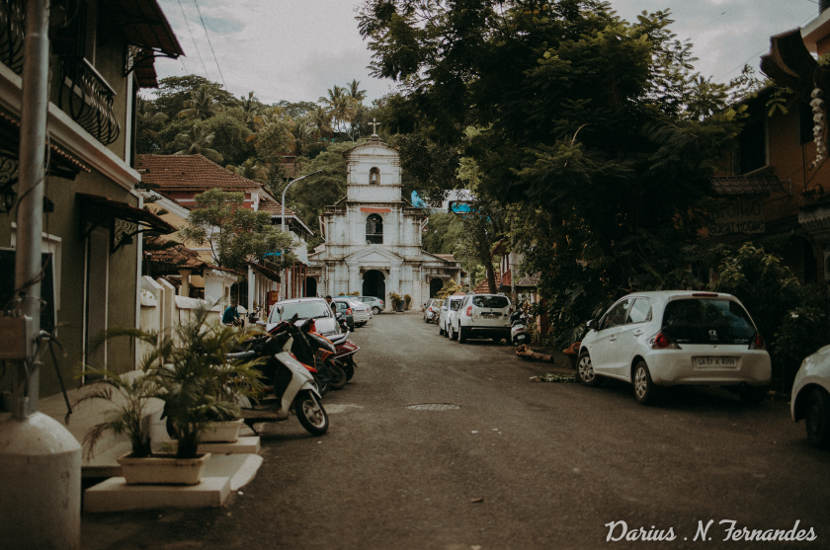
[{"x1": 154, "y1": 0, "x2": 823, "y2": 105}]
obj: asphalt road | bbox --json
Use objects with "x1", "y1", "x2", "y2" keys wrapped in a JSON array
[{"x1": 83, "y1": 312, "x2": 829, "y2": 550}]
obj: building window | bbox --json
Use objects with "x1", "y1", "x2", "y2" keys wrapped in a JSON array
[
  {"x1": 366, "y1": 214, "x2": 383, "y2": 244},
  {"x1": 369, "y1": 167, "x2": 380, "y2": 185}
]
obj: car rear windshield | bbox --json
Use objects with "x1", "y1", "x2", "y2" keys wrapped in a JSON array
[
  {"x1": 472, "y1": 295, "x2": 509, "y2": 308},
  {"x1": 661, "y1": 298, "x2": 756, "y2": 344},
  {"x1": 450, "y1": 299, "x2": 463, "y2": 310},
  {"x1": 271, "y1": 301, "x2": 330, "y2": 322}
]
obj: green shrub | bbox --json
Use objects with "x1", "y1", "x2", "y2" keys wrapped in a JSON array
[{"x1": 713, "y1": 243, "x2": 829, "y2": 392}]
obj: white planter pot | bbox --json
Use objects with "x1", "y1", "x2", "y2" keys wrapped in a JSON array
[
  {"x1": 200, "y1": 418, "x2": 244, "y2": 443},
  {"x1": 117, "y1": 452, "x2": 211, "y2": 485}
]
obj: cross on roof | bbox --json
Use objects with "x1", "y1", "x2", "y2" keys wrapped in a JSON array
[{"x1": 369, "y1": 118, "x2": 380, "y2": 136}]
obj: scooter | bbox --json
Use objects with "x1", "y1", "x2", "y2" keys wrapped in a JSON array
[
  {"x1": 329, "y1": 331, "x2": 360, "y2": 381},
  {"x1": 510, "y1": 310, "x2": 530, "y2": 346},
  {"x1": 228, "y1": 320, "x2": 329, "y2": 435}
]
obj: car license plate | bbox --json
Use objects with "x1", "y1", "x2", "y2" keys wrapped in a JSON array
[
  {"x1": 693, "y1": 356, "x2": 738, "y2": 370},
  {"x1": 482, "y1": 312, "x2": 500, "y2": 318}
]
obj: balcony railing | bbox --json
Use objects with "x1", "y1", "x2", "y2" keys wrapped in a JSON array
[
  {"x1": 57, "y1": 56, "x2": 120, "y2": 146},
  {"x1": 0, "y1": 0, "x2": 25, "y2": 75}
]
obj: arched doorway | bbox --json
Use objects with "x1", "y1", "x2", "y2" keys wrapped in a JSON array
[
  {"x1": 305, "y1": 276, "x2": 317, "y2": 297},
  {"x1": 429, "y1": 278, "x2": 443, "y2": 298},
  {"x1": 362, "y1": 270, "x2": 386, "y2": 301}
]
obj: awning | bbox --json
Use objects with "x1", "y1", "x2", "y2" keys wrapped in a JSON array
[
  {"x1": 760, "y1": 29, "x2": 830, "y2": 99},
  {"x1": 77, "y1": 192, "x2": 176, "y2": 253},
  {"x1": 104, "y1": 0, "x2": 185, "y2": 88}
]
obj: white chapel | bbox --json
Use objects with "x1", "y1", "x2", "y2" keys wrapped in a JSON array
[{"x1": 307, "y1": 131, "x2": 461, "y2": 310}]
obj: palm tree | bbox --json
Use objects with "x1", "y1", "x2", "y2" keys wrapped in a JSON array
[
  {"x1": 240, "y1": 91, "x2": 262, "y2": 130},
  {"x1": 174, "y1": 124, "x2": 223, "y2": 163},
  {"x1": 347, "y1": 79, "x2": 367, "y2": 103},
  {"x1": 319, "y1": 85, "x2": 349, "y2": 134},
  {"x1": 178, "y1": 85, "x2": 217, "y2": 121}
]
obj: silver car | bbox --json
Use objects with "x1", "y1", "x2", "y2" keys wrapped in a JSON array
[
  {"x1": 791, "y1": 344, "x2": 830, "y2": 448},
  {"x1": 355, "y1": 295, "x2": 385, "y2": 315},
  {"x1": 438, "y1": 296, "x2": 465, "y2": 337},
  {"x1": 268, "y1": 297, "x2": 341, "y2": 338}
]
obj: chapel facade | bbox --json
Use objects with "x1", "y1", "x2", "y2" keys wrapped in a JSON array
[{"x1": 307, "y1": 135, "x2": 461, "y2": 310}]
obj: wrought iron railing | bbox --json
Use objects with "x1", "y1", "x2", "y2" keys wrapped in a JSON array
[
  {"x1": 0, "y1": 0, "x2": 25, "y2": 75},
  {"x1": 57, "y1": 56, "x2": 120, "y2": 145}
]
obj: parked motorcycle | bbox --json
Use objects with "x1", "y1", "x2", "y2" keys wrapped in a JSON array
[
  {"x1": 228, "y1": 319, "x2": 329, "y2": 435},
  {"x1": 510, "y1": 310, "x2": 530, "y2": 346},
  {"x1": 329, "y1": 331, "x2": 360, "y2": 381}
]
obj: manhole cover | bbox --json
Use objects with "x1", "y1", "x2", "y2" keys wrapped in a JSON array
[{"x1": 406, "y1": 403, "x2": 461, "y2": 411}]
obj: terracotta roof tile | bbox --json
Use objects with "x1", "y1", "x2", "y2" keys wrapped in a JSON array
[{"x1": 137, "y1": 154, "x2": 263, "y2": 191}]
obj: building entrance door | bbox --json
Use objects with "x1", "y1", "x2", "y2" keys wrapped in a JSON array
[{"x1": 362, "y1": 270, "x2": 386, "y2": 301}]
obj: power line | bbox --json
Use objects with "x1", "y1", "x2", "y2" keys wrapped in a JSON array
[
  {"x1": 176, "y1": 0, "x2": 210, "y2": 77},
  {"x1": 192, "y1": 0, "x2": 227, "y2": 88}
]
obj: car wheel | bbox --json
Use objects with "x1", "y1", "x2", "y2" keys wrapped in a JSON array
[
  {"x1": 372, "y1": 306, "x2": 381, "y2": 315},
  {"x1": 449, "y1": 324, "x2": 457, "y2": 340},
  {"x1": 439, "y1": 323, "x2": 445, "y2": 336},
  {"x1": 805, "y1": 387, "x2": 830, "y2": 448},
  {"x1": 632, "y1": 360, "x2": 656, "y2": 405},
  {"x1": 458, "y1": 326, "x2": 466, "y2": 343},
  {"x1": 576, "y1": 350, "x2": 601, "y2": 387}
]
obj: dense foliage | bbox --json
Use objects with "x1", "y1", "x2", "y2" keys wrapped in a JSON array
[{"x1": 358, "y1": 0, "x2": 744, "y2": 342}]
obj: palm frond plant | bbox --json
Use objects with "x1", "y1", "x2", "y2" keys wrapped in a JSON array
[
  {"x1": 74, "y1": 368, "x2": 160, "y2": 460},
  {"x1": 151, "y1": 305, "x2": 264, "y2": 458}
]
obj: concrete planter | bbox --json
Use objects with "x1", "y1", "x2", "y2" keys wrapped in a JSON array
[
  {"x1": 117, "y1": 452, "x2": 211, "y2": 485},
  {"x1": 200, "y1": 419, "x2": 244, "y2": 443}
]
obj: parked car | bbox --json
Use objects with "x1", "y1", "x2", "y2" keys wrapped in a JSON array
[
  {"x1": 438, "y1": 295, "x2": 465, "y2": 337},
  {"x1": 332, "y1": 299, "x2": 355, "y2": 331},
  {"x1": 449, "y1": 293, "x2": 512, "y2": 343},
  {"x1": 791, "y1": 344, "x2": 830, "y2": 448},
  {"x1": 337, "y1": 296, "x2": 371, "y2": 326},
  {"x1": 424, "y1": 298, "x2": 443, "y2": 323},
  {"x1": 355, "y1": 295, "x2": 385, "y2": 315},
  {"x1": 268, "y1": 297, "x2": 341, "y2": 338},
  {"x1": 577, "y1": 291, "x2": 771, "y2": 405}
]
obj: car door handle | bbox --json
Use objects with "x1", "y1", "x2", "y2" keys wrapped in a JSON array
[
  {"x1": 609, "y1": 336, "x2": 617, "y2": 342},
  {"x1": 633, "y1": 329, "x2": 643, "y2": 336}
]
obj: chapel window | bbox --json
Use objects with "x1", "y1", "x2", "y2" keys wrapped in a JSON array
[
  {"x1": 369, "y1": 167, "x2": 380, "y2": 185},
  {"x1": 366, "y1": 214, "x2": 383, "y2": 244}
]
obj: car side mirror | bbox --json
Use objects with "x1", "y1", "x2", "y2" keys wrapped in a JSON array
[{"x1": 586, "y1": 319, "x2": 597, "y2": 331}]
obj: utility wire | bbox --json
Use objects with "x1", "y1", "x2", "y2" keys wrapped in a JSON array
[
  {"x1": 192, "y1": 0, "x2": 227, "y2": 88},
  {"x1": 176, "y1": 0, "x2": 210, "y2": 77}
]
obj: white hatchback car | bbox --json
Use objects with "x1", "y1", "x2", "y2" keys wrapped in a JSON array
[
  {"x1": 438, "y1": 296, "x2": 465, "y2": 337},
  {"x1": 577, "y1": 291, "x2": 771, "y2": 404},
  {"x1": 791, "y1": 344, "x2": 830, "y2": 448},
  {"x1": 337, "y1": 296, "x2": 371, "y2": 326},
  {"x1": 267, "y1": 297, "x2": 341, "y2": 338},
  {"x1": 450, "y1": 293, "x2": 511, "y2": 343}
]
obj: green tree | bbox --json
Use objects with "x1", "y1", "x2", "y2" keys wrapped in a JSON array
[
  {"x1": 173, "y1": 123, "x2": 224, "y2": 163},
  {"x1": 181, "y1": 189, "x2": 294, "y2": 270},
  {"x1": 359, "y1": 1, "x2": 742, "y2": 340}
]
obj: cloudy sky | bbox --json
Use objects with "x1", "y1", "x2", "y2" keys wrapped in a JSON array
[{"x1": 155, "y1": 0, "x2": 822, "y2": 104}]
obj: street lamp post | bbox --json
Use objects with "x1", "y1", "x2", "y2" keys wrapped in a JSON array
[{"x1": 279, "y1": 171, "x2": 321, "y2": 298}]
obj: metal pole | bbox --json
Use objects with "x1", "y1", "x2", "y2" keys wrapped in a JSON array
[
  {"x1": 13, "y1": 0, "x2": 50, "y2": 419},
  {"x1": 279, "y1": 170, "x2": 321, "y2": 298}
]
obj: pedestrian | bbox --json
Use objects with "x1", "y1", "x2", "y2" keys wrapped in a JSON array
[
  {"x1": 222, "y1": 300, "x2": 240, "y2": 326},
  {"x1": 325, "y1": 295, "x2": 336, "y2": 314}
]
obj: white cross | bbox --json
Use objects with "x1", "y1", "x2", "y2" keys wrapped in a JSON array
[{"x1": 369, "y1": 118, "x2": 380, "y2": 136}]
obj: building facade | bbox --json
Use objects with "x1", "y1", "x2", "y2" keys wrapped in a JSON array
[
  {"x1": 308, "y1": 136, "x2": 460, "y2": 309},
  {"x1": 0, "y1": 1, "x2": 181, "y2": 395}
]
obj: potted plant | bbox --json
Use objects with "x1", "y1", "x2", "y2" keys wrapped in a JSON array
[
  {"x1": 390, "y1": 292, "x2": 404, "y2": 312},
  {"x1": 404, "y1": 294, "x2": 412, "y2": 310},
  {"x1": 153, "y1": 305, "x2": 263, "y2": 458},
  {"x1": 80, "y1": 305, "x2": 263, "y2": 485}
]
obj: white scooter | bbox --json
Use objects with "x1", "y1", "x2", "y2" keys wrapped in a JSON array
[
  {"x1": 510, "y1": 311, "x2": 529, "y2": 346},
  {"x1": 228, "y1": 321, "x2": 329, "y2": 436}
]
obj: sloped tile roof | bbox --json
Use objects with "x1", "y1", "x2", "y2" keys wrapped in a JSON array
[{"x1": 137, "y1": 154, "x2": 262, "y2": 191}]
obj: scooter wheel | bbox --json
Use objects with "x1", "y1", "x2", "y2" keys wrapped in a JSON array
[
  {"x1": 295, "y1": 390, "x2": 328, "y2": 435},
  {"x1": 343, "y1": 361, "x2": 355, "y2": 381},
  {"x1": 327, "y1": 361, "x2": 348, "y2": 390}
]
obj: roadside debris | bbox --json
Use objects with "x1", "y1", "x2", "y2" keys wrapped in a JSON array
[
  {"x1": 470, "y1": 497, "x2": 485, "y2": 504},
  {"x1": 529, "y1": 373, "x2": 576, "y2": 383},
  {"x1": 515, "y1": 344, "x2": 554, "y2": 362}
]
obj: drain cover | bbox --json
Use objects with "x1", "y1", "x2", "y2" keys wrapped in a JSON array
[{"x1": 406, "y1": 403, "x2": 461, "y2": 411}]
